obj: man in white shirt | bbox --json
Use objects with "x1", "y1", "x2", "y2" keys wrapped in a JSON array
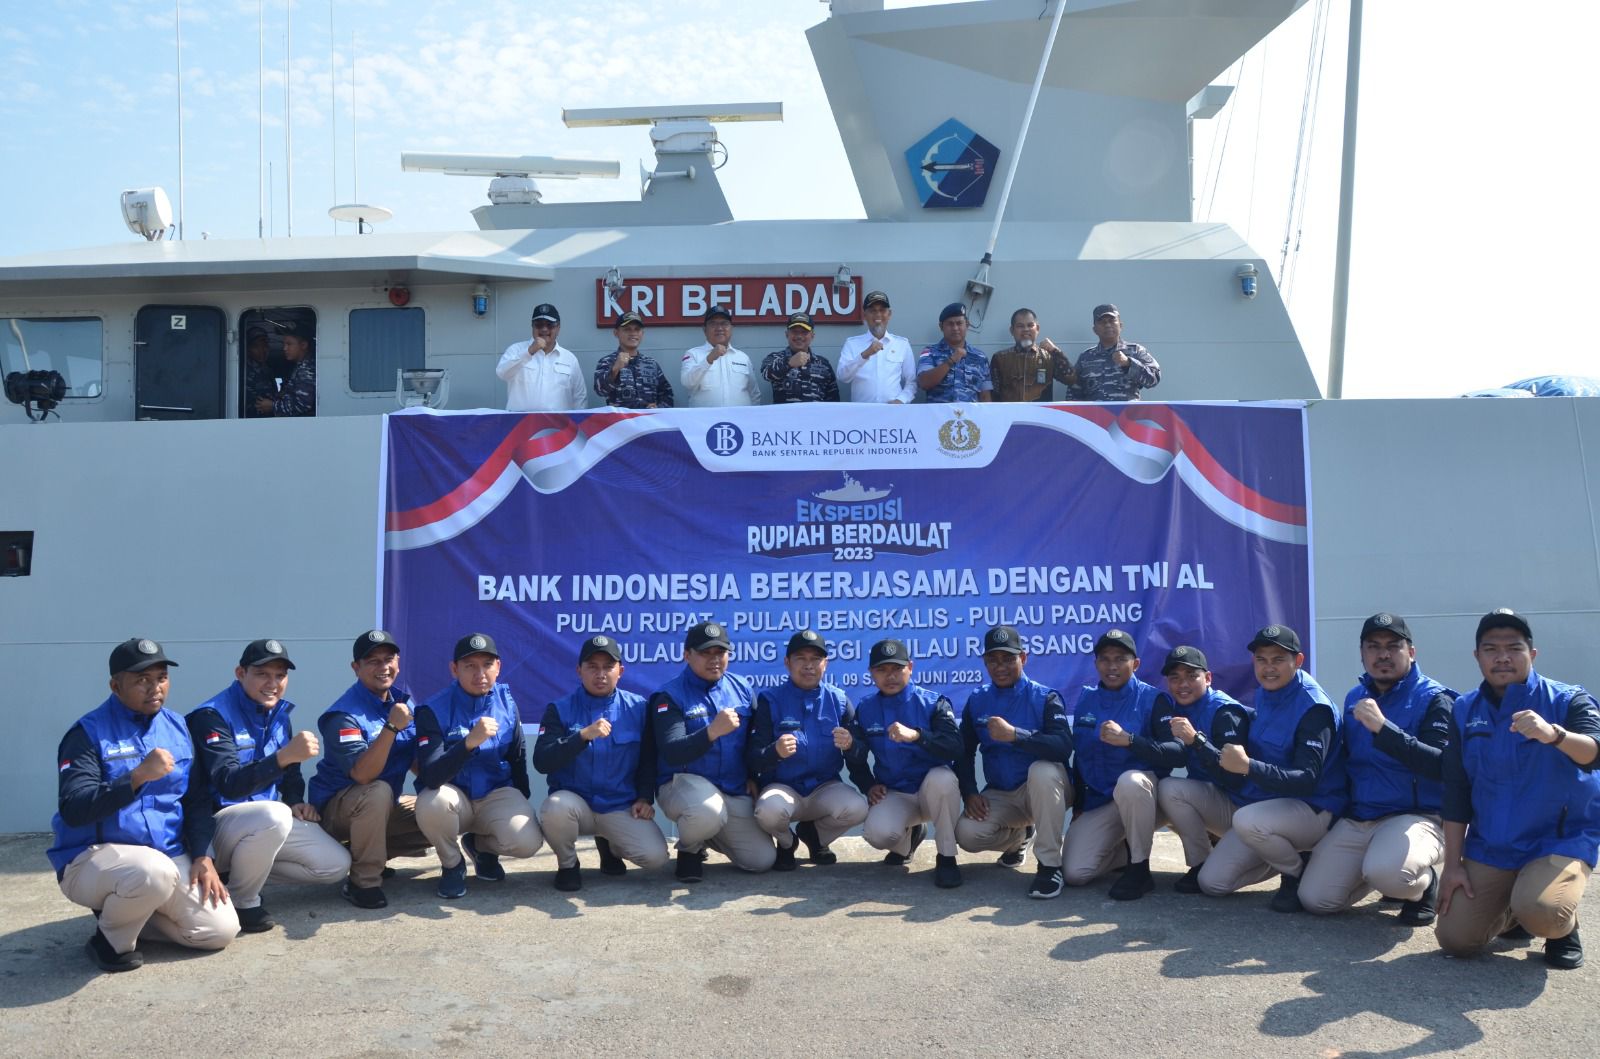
[
  {"x1": 495, "y1": 303, "x2": 587, "y2": 412},
  {"x1": 681, "y1": 306, "x2": 764, "y2": 408},
  {"x1": 836, "y1": 290, "x2": 917, "y2": 404}
]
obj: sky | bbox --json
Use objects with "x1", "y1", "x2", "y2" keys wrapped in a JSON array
[{"x1": 1, "y1": 0, "x2": 1596, "y2": 398}]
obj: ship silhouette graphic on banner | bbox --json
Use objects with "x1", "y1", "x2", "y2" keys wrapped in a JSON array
[{"x1": 906, "y1": 119, "x2": 1001, "y2": 209}]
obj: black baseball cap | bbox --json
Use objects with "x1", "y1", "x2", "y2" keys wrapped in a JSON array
[
  {"x1": 863, "y1": 290, "x2": 891, "y2": 309},
  {"x1": 869, "y1": 639, "x2": 911, "y2": 667},
  {"x1": 240, "y1": 638, "x2": 295, "y2": 669},
  {"x1": 787, "y1": 312, "x2": 814, "y2": 332},
  {"x1": 939, "y1": 302, "x2": 967, "y2": 323},
  {"x1": 685, "y1": 621, "x2": 732, "y2": 651},
  {"x1": 983, "y1": 626, "x2": 1024, "y2": 655},
  {"x1": 109, "y1": 637, "x2": 178, "y2": 676},
  {"x1": 1095, "y1": 629, "x2": 1139, "y2": 657},
  {"x1": 453, "y1": 633, "x2": 500, "y2": 662},
  {"x1": 616, "y1": 311, "x2": 645, "y2": 328},
  {"x1": 1247, "y1": 624, "x2": 1301, "y2": 654},
  {"x1": 1359, "y1": 612, "x2": 1413, "y2": 643},
  {"x1": 1093, "y1": 303, "x2": 1120, "y2": 321},
  {"x1": 1161, "y1": 645, "x2": 1209, "y2": 675},
  {"x1": 353, "y1": 629, "x2": 400, "y2": 661},
  {"x1": 531, "y1": 303, "x2": 561, "y2": 323},
  {"x1": 579, "y1": 635, "x2": 623, "y2": 664},
  {"x1": 1476, "y1": 608, "x2": 1533, "y2": 644},
  {"x1": 786, "y1": 629, "x2": 829, "y2": 657},
  {"x1": 246, "y1": 326, "x2": 269, "y2": 342},
  {"x1": 704, "y1": 305, "x2": 733, "y2": 323}
]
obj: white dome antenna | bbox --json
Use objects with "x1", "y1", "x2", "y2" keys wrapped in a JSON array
[{"x1": 120, "y1": 187, "x2": 174, "y2": 241}]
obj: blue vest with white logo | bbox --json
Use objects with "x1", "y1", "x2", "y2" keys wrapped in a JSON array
[
  {"x1": 1162, "y1": 686, "x2": 1250, "y2": 780},
  {"x1": 966, "y1": 676, "x2": 1056, "y2": 792},
  {"x1": 1455, "y1": 671, "x2": 1600, "y2": 870},
  {"x1": 1235, "y1": 670, "x2": 1346, "y2": 813},
  {"x1": 420, "y1": 682, "x2": 521, "y2": 801},
  {"x1": 855, "y1": 684, "x2": 950, "y2": 794},
  {"x1": 656, "y1": 668, "x2": 754, "y2": 796},
  {"x1": 307, "y1": 682, "x2": 417, "y2": 808},
  {"x1": 1073, "y1": 676, "x2": 1162, "y2": 811},
  {"x1": 763, "y1": 680, "x2": 852, "y2": 796},
  {"x1": 190, "y1": 681, "x2": 295, "y2": 808},
  {"x1": 1343, "y1": 665, "x2": 1453, "y2": 820},
  {"x1": 549, "y1": 687, "x2": 648, "y2": 814},
  {"x1": 48, "y1": 697, "x2": 194, "y2": 873}
]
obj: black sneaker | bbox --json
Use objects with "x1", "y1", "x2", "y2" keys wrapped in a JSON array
[
  {"x1": 773, "y1": 836, "x2": 799, "y2": 872},
  {"x1": 883, "y1": 823, "x2": 926, "y2": 867},
  {"x1": 999, "y1": 825, "x2": 1034, "y2": 867},
  {"x1": 1270, "y1": 870, "x2": 1305, "y2": 914},
  {"x1": 595, "y1": 836, "x2": 628, "y2": 876},
  {"x1": 1028, "y1": 864, "x2": 1064, "y2": 899},
  {"x1": 795, "y1": 820, "x2": 837, "y2": 865},
  {"x1": 237, "y1": 905, "x2": 276, "y2": 933},
  {"x1": 381, "y1": 866, "x2": 397, "y2": 879},
  {"x1": 1174, "y1": 865, "x2": 1204, "y2": 894},
  {"x1": 934, "y1": 853, "x2": 963, "y2": 889},
  {"x1": 1545, "y1": 925, "x2": 1584, "y2": 970},
  {"x1": 1500, "y1": 921, "x2": 1534, "y2": 943},
  {"x1": 436, "y1": 860, "x2": 468, "y2": 900},
  {"x1": 675, "y1": 849, "x2": 705, "y2": 883},
  {"x1": 461, "y1": 833, "x2": 505, "y2": 882},
  {"x1": 1110, "y1": 859, "x2": 1155, "y2": 901},
  {"x1": 340, "y1": 878, "x2": 388, "y2": 909},
  {"x1": 1396, "y1": 869, "x2": 1439, "y2": 926},
  {"x1": 554, "y1": 864, "x2": 582, "y2": 892},
  {"x1": 85, "y1": 929, "x2": 142, "y2": 973}
]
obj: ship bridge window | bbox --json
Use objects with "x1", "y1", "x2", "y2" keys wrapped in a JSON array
[
  {"x1": 349, "y1": 307, "x2": 425, "y2": 393},
  {"x1": 1, "y1": 317, "x2": 103, "y2": 399}
]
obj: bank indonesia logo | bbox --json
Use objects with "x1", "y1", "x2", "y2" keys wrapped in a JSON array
[
  {"x1": 905, "y1": 119, "x2": 1001, "y2": 209},
  {"x1": 707, "y1": 422, "x2": 744, "y2": 456}
]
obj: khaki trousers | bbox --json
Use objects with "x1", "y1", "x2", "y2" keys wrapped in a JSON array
[
  {"x1": 1435, "y1": 855, "x2": 1592, "y2": 954},
  {"x1": 319, "y1": 781, "x2": 430, "y2": 888},
  {"x1": 656, "y1": 773, "x2": 777, "y2": 872},
  {"x1": 212, "y1": 800, "x2": 351, "y2": 907},
  {"x1": 59, "y1": 845, "x2": 239, "y2": 955},
  {"x1": 955, "y1": 761, "x2": 1069, "y2": 868},
  {"x1": 755, "y1": 780, "x2": 869, "y2": 849},
  {"x1": 415, "y1": 784, "x2": 544, "y2": 869},
  {"x1": 1157, "y1": 776, "x2": 1239, "y2": 867},
  {"x1": 1061, "y1": 770, "x2": 1165, "y2": 884},
  {"x1": 862, "y1": 766, "x2": 961, "y2": 858},
  {"x1": 1300, "y1": 813, "x2": 1443, "y2": 914},
  {"x1": 1200, "y1": 797, "x2": 1331, "y2": 896},
  {"x1": 539, "y1": 790, "x2": 669, "y2": 870}
]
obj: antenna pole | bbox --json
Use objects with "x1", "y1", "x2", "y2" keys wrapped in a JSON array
[
  {"x1": 330, "y1": 0, "x2": 337, "y2": 233},
  {"x1": 175, "y1": 0, "x2": 185, "y2": 240},
  {"x1": 285, "y1": 0, "x2": 294, "y2": 237},
  {"x1": 1326, "y1": 0, "x2": 1362, "y2": 399},
  {"x1": 258, "y1": 0, "x2": 265, "y2": 238},
  {"x1": 351, "y1": 31, "x2": 358, "y2": 203}
]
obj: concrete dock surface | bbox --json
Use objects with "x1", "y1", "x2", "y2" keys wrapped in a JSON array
[{"x1": 1, "y1": 830, "x2": 1595, "y2": 1058}]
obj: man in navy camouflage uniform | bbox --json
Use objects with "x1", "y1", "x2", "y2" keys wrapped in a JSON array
[
  {"x1": 917, "y1": 302, "x2": 992, "y2": 403},
  {"x1": 594, "y1": 311, "x2": 674, "y2": 409},
  {"x1": 243, "y1": 326, "x2": 278, "y2": 418},
  {"x1": 258, "y1": 325, "x2": 315, "y2": 417},
  {"x1": 761, "y1": 312, "x2": 840, "y2": 404},
  {"x1": 1073, "y1": 304, "x2": 1160, "y2": 402}
]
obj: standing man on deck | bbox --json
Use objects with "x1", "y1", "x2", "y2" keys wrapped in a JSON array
[
  {"x1": 257, "y1": 324, "x2": 316, "y2": 417},
  {"x1": 243, "y1": 326, "x2": 278, "y2": 417},
  {"x1": 594, "y1": 312, "x2": 675, "y2": 409},
  {"x1": 681, "y1": 306, "x2": 764, "y2": 407},
  {"x1": 837, "y1": 290, "x2": 917, "y2": 404},
  {"x1": 761, "y1": 313, "x2": 841, "y2": 404},
  {"x1": 496, "y1": 303, "x2": 587, "y2": 411},
  {"x1": 917, "y1": 302, "x2": 992, "y2": 403},
  {"x1": 989, "y1": 309, "x2": 1077, "y2": 402},
  {"x1": 1073, "y1": 304, "x2": 1160, "y2": 402}
]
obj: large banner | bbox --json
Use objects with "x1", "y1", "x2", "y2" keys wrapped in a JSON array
[{"x1": 381, "y1": 402, "x2": 1311, "y2": 721}]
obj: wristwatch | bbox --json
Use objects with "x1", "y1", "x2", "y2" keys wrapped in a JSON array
[{"x1": 383, "y1": 722, "x2": 404, "y2": 735}]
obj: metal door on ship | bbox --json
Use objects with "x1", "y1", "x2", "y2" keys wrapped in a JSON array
[{"x1": 134, "y1": 305, "x2": 224, "y2": 420}]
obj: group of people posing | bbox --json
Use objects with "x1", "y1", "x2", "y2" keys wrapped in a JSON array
[
  {"x1": 494, "y1": 295, "x2": 1161, "y2": 411},
  {"x1": 50, "y1": 608, "x2": 1597, "y2": 976}
]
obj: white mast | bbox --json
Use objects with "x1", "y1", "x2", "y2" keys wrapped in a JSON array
[{"x1": 175, "y1": 0, "x2": 185, "y2": 239}]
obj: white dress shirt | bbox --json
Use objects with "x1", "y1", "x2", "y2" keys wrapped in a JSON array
[
  {"x1": 680, "y1": 343, "x2": 765, "y2": 407},
  {"x1": 836, "y1": 330, "x2": 918, "y2": 404},
  {"x1": 495, "y1": 341, "x2": 587, "y2": 411}
]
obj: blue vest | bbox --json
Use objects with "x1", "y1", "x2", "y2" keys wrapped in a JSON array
[
  {"x1": 655, "y1": 668, "x2": 754, "y2": 796},
  {"x1": 307, "y1": 682, "x2": 417, "y2": 808},
  {"x1": 1072, "y1": 676, "x2": 1162, "y2": 811},
  {"x1": 1159, "y1": 686, "x2": 1250, "y2": 780},
  {"x1": 1235, "y1": 670, "x2": 1346, "y2": 814},
  {"x1": 966, "y1": 676, "x2": 1056, "y2": 792},
  {"x1": 189, "y1": 681, "x2": 295, "y2": 808},
  {"x1": 1343, "y1": 665, "x2": 1453, "y2": 820},
  {"x1": 763, "y1": 680, "x2": 852, "y2": 796},
  {"x1": 855, "y1": 684, "x2": 950, "y2": 794},
  {"x1": 548, "y1": 687, "x2": 649, "y2": 814},
  {"x1": 419, "y1": 682, "x2": 522, "y2": 800},
  {"x1": 1455, "y1": 671, "x2": 1600, "y2": 870},
  {"x1": 48, "y1": 697, "x2": 194, "y2": 873}
]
